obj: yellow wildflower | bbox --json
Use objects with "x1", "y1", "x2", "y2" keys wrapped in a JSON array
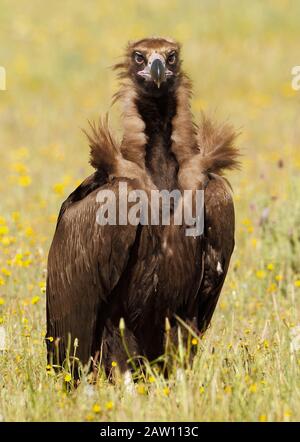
[
  {"x1": 11, "y1": 162, "x2": 28, "y2": 174},
  {"x1": 242, "y1": 218, "x2": 251, "y2": 227},
  {"x1": 11, "y1": 212, "x2": 20, "y2": 222},
  {"x1": 85, "y1": 414, "x2": 94, "y2": 422},
  {"x1": 251, "y1": 238, "x2": 257, "y2": 248},
  {"x1": 111, "y1": 361, "x2": 117, "y2": 367},
  {"x1": 0, "y1": 297, "x2": 5, "y2": 305},
  {"x1": 31, "y1": 296, "x2": 40, "y2": 305},
  {"x1": 249, "y1": 383, "x2": 257, "y2": 393},
  {"x1": 137, "y1": 385, "x2": 146, "y2": 395},
  {"x1": 163, "y1": 387, "x2": 170, "y2": 396},
  {"x1": 256, "y1": 270, "x2": 265, "y2": 279},
  {"x1": 224, "y1": 385, "x2": 232, "y2": 394},
  {"x1": 0, "y1": 225, "x2": 9, "y2": 236},
  {"x1": 259, "y1": 414, "x2": 267, "y2": 422},
  {"x1": 1, "y1": 268, "x2": 11, "y2": 276},
  {"x1": 105, "y1": 401, "x2": 114, "y2": 410},
  {"x1": 191, "y1": 338, "x2": 198, "y2": 346},
  {"x1": 199, "y1": 386, "x2": 205, "y2": 394},
  {"x1": 18, "y1": 175, "x2": 32, "y2": 187},
  {"x1": 53, "y1": 183, "x2": 65, "y2": 195},
  {"x1": 25, "y1": 227, "x2": 34, "y2": 237},
  {"x1": 267, "y1": 283, "x2": 277, "y2": 293},
  {"x1": 275, "y1": 274, "x2": 283, "y2": 282},
  {"x1": 294, "y1": 280, "x2": 300, "y2": 288},
  {"x1": 64, "y1": 373, "x2": 72, "y2": 382},
  {"x1": 267, "y1": 263, "x2": 274, "y2": 271},
  {"x1": 92, "y1": 404, "x2": 101, "y2": 413},
  {"x1": 263, "y1": 339, "x2": 269, "y2": 349},
  {"x1": 148, "y1": 376, "x2": 155, "y2": 383}
]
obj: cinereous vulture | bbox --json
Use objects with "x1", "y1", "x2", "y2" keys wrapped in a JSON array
[{"x1": 46, "y1": 38, "x2": 239, "y2": 377}]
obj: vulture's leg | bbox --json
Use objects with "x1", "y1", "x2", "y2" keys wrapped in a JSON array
[
  {"x1": 197, "y1": 176, "x2": 235, "y2": 332},
  {"x1": 100, "y1": 321, "x2": 140, "y2": 379}
]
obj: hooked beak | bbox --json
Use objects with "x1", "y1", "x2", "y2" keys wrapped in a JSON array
[
  {"x1": 137, "y1": 54, "x2": 173, "y2": 88},
  {"x1": 150, "y1": 58, "x2": 165, "y2": 88}
]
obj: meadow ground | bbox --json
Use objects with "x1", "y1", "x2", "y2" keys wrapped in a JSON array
[{"x1": 0, "y1": 0, "x2": 300, "y2": 421}]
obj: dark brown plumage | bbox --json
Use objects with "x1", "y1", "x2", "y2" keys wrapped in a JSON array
[{"x1": 46, "y1": 37, "x2": 240, "y2": 376}]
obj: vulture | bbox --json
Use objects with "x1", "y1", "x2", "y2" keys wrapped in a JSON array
[{"x1": 46, "y1": 37, "x2": 239, "y2": 377}]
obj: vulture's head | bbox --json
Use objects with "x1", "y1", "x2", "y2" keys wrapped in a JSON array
[{"x1": 116, "y1": 37, "x2": 182, "y2": 96}]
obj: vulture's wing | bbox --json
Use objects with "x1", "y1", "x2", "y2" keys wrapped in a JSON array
[
  {"x1": 197, "y1": 175, "x2": 235, "y2": 332},
  {"x1": 46, "y1": 175, "x2": 138, "y2": 367}
]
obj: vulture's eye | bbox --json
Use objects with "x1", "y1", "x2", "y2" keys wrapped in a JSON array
[
  {"x1": 134, "y1": 52, "x2": 145, "y2": 65},
  {"x1": 167, "y1": 52, "x2": 177, "y2": 65}
]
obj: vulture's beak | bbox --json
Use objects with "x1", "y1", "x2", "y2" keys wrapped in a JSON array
[
  {"x1": 138, "y1": 54, "x2": 173, "y2": 88},
  {"x1": 150, "y1": 58, "x2": 166, "y2": 88}
]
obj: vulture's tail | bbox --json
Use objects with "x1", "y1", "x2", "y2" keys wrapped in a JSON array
[
  {"x1": 197, "y1": 115, "x2": 241, "y2": 175},
  {"x1": 83, "y1": 116, "x2": 120, "y2": 174}
]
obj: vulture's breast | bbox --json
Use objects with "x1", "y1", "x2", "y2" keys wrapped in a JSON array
[{"x1": 124, "y1": 224, "x2": 203, "y2": 327}]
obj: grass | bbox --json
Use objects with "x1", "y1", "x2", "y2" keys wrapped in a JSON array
[{"x1": 0, "y1": 0, "x2": 300, "y2": 421}]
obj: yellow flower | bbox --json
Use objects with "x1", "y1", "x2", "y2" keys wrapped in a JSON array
[
  {"x1": 25, "y1": 227, "x2": 34, "y2": 237},
  {"x1": 1, "y1": 268, "x2": 11, "y2": 276},
  {"x1": 11, "y1": 212, "x2": 20, "y2": 222},
  {"x1": 137, "y1": 385, "x2": 146, "y2": 395},
  {"x1": 259, "y1": 414, "x2": 267, "y2": 422},
  {"x1": 263, "y1": 339, "x2": 269, "y2": 349},
  {"x1": 39, "y1": 281, "x2": 46, "y2": 294},
  {"x1": 0, "y1": 225, "x2": 9, "y2": 236},
  {"x1": 251, "y1": 238, "x2": 257, "y2": 248},
  {"x1": 111, "y1": 361, "x2": 117, "y2": 367},
  {"x1": 0, "y1": 317, "x2": 4, "y2": 324},
  {"x1": 249, "y1": 383, "x2": 257, "y2": 393},
  {"x1": 46, "y1": 336, "x2": 54, "y2": 342},
  {"x1": 242, "y1": 218, "x2": 251, "y2": 227},
  {"x1": 31, "y1": 296, "x2": 40, "y2": 305},
  {"x1": 11, "y1": 162, "x2": 28, "y2": 174},
  {"x1": 53, "y1": 183, "x2": 65, "y2": 195},
  {"x1": 22, "y1": 259, "x2": 32, "y2": 267},
  {"x1": 267, "y1": 283, "x2": 277, "y2": 293},
  {"x1": 199, "y1": 386, "x2": 205, "y2": 394},
  {"x1": 18, "y1": 175, "x2": 32, "y2": 187},
  {"x1": 0, "y1": 297, "x2": 5, "y2": 305},
  {"x1": 256, "y1": 270, "x2": 265, "y2": 279},
  {"x1": 163, "y1": 387, "x2": 170, "y2": 396},
  {"x1": 64, "y1": 373, "x2": 72, "y2": 382},
  {"x1": 0, "y1": 277, "x2": 5, "y2": 286},
  {"x1": 294, "y1": 280, "x2": 300, "y2": 288},
  {"x1": 284, "y1": 409, "x2": 292, "y2": 418},
  {"x1": 85, "y1": 414, "x2": 94, "y2": 422},
  {"x1": 267, "y1": 263, "x2": 274, "y2": 271},
  {"x1": 275, "y1": 274, "x2": 283, "y2": 282},
  {"x1": 224, "y1": 385, "x2": 232, "y2": 394},
  {"x1": 105, "y1": 401, "x2": 114, "y2": 410},
  {"x1": 191, "y1": 338, "x2": 198, "y2": 346},
  {"x1": 148, "y1": 376, "x2": 155, "y2": 383},
  {"x1": 92, "y1": 403, "x2": 101, "y2": 413}
]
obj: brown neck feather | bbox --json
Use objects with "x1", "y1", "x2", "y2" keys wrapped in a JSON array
[{"x1": 115, "y1": 74, "x2": 199, "y2": 190}]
